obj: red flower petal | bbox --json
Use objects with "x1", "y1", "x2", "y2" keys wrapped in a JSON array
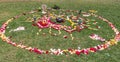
[
  {"x1": 33, "y1": 48, "x2": 42, "y2": 54},
  {"x1": 90, "y1": 47, "x2": 97, "y2": 52},
  {"x1": 75, "y1": 50, "x2": 81, "y2": 55},
  {"x1": 81, "y1": 49, "x2": 89, "y2": 55},
  {"x1": 46, "y1": 51, "x2": 49, "y2": 54}
]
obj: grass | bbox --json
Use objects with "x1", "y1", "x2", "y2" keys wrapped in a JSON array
[{"x1": 0, "y1": 0, "x2": 120, "y2": 62}]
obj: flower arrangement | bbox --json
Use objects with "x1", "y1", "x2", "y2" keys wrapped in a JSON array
[{"x1": 0, "y1": 5, "x2": 120, "y2": 56}]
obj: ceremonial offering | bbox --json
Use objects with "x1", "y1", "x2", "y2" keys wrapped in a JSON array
[{"x1": 0, "y1": 5, "x2": 120, "y2": 56}]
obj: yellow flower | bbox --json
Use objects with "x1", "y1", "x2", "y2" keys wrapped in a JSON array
[
  {"x1": 68, "y1": 19, "x2": 75, "y2": 27},
  {"x1": 89, "y1": 10, "x2": 97, "y2": 13},
  {"x1": 63, "y1": 50, "x2": 68, "y2": 52},
  {"x1": 0, "y1": 34, "x2": 7, "y2": 41},
  {"x1": 109, "y1": 39, "x2": 117, "y2": 45},
  {"x1": 5, "y1": 18, "x2": 13, "y2": 24}
]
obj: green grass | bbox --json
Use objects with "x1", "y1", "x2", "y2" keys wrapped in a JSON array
[{"x1": 0, "y1": 0, "x2": 120, "y2": 62}]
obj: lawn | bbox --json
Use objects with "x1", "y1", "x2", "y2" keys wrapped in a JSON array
[{"x1": 0, "y1": 0, "x2": 120, "y2": 62}]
